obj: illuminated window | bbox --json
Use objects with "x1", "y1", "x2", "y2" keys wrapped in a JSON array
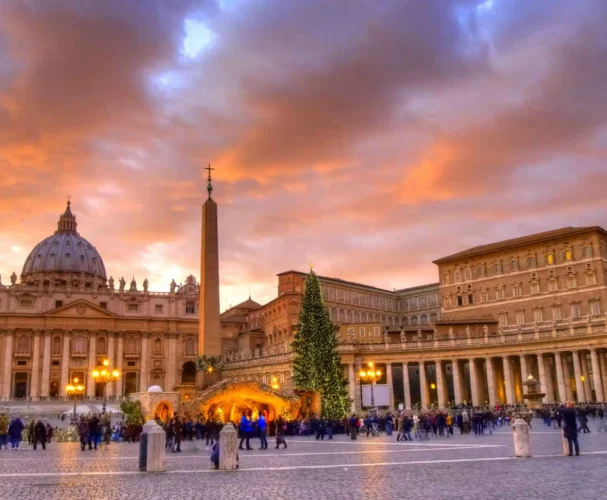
[
  {"x1": 545, "y1": 253, "x2": 555, "y2": 265},
  {"x1": 564, "y1": 249, "x2": 573, "y2": 262}
]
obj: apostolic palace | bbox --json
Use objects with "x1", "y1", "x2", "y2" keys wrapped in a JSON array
[{"x1": 1, "y1": 180, "x2": 607, "y2": 417}]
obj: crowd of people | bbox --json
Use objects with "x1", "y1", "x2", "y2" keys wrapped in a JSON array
[{"x1": 0, "y1": 413, "x2": 54, "y2": 450}]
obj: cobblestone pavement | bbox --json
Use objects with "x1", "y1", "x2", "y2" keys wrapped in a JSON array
[{"x1": 0, "y1": 419, "x2": 606, "y2": 499}]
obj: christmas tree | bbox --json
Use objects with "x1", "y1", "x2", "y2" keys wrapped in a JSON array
[{"x1": 292, "y1": 268, "x2": 350, "y2": 417}]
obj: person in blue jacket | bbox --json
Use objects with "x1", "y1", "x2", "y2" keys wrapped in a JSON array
[
  {"x1": 238, "y1": 411, "x2": 253, "y2": 450},
  {"x1": 258, "y1": 414, "x2": 268, "y2": 450}
]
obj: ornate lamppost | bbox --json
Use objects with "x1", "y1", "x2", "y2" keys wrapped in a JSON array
[
  {"x1": 66, "y1": 377, "x2": 85, "y2": 417},
  {"x1": 359, "y1": 362, "x2": 382, "y2": 410},
  {"x1": 92, "y1": 359, "x2": 120, "y2": 414}
]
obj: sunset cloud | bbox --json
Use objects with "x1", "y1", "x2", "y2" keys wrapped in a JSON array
[{"x1": 1, "y1": 0, "x2": 606, "y2": 306}]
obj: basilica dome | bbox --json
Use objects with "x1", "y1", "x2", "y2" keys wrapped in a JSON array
[{"x1": 21, "y1": 201, "x2": 107, "y2": 284}]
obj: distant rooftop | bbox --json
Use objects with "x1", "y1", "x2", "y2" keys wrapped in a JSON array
[
  {"x1": 433, "y1": 226, "x2": 606, "y2": 265},
  {"x1": 277, "y1": 270, "x2": 437, "y2": 295}
]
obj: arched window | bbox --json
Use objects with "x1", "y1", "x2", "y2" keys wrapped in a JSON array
[
  {"x1": 17, "y1": 335, "x2": 30, "y2": 353},
  {"x1": 185, "y1": 338, "x2": 195, "y2": 356},
  {"x1": 420, "y1": 314, "x2": 428, "y2": 325},
  {"x1": 52, "y1": 336, "x2": 61, "y2": 355},
  {"x1": 411, "y1": 316, "x2": 418, "y2": 326},
  {"x1": 182, "y1": 361, "x2": 196, "y2": 384},
  {"x1": 154, "y1": 338, "x2": 162, "y2": 355}
]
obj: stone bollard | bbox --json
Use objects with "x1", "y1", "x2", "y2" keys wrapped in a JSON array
[
  {"x1": 139, "y1": 420, "x2": 159, "y2": 471},
  {"x1": 219, "y1": 422, "x2": 238, "y2": 471},
  {"x1": 512, "y1": 418, "x2": 531, "y2": 457},
  {"x1": 146, "y1": 425, "x2": 166, "y2": 472}
]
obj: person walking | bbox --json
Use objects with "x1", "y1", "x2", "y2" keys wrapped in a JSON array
[
  {"x1": 238, "y1": 411, "x2": 253, "y2": 450},
  {"x1": 258, "y1": 413, "x2": 268, "y2": 450},
  {"x1": 349, "y1": 414, "x2": 358, "y2": 440},
  {"x1": 562, "y1": 401, "x2": 580, "y2": 456},
  {"x1": 316, "y1": 417, "x2": 327, "y2": 440},
  {"x1": 88, "y1": 414, "x2": 100, "y2": 450},
  {"x1": 275, "y1": 416, "x2": 287, "y2": 449},
  {"x1": 0, "y1": 413, "x2": 8, "y2": 450},
  {"x1": 78, "y1": 417, "x2": 89, "y2": 452},
  {"x1": 173, "y1": 416, "x2": 183, "y2": 453},
  {"x1": 8, "y1": 416, "x2": 24, "y2": 451},
  {"x1": 33, "y1": 419, "x2": 47, "y2": 451}
]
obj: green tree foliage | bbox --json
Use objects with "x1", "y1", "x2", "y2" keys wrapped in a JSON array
[
  {"x1": 292, "y1": 269, "x2": 350, "y2": 417},
  {"x1": 120, "y1": 400, "x2": 144, "y2": 425}
]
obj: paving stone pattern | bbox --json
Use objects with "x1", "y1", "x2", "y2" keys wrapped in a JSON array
[{"x1": 0, "y1": 419, "x2": 606, "y2": 499}]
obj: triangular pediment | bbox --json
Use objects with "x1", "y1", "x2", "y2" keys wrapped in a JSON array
[{"x1": 46, "y1": 299, "x2": 117, "y2": 318}]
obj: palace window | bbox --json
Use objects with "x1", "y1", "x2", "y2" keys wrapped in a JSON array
[
  {"x1": 444, "y1": 296, "x2": 452, "y2": 309},
  {"x1": 498, "y1": 313, "x2": 508, "y2": 327},
  {"x1": 530, "y1": 281, "x2": 540, "y2": 295},
  {"x1": 590, "y1": 300, "x2": 601, "y2": 316},
  {"x1": 545, "y1": 253, "x2": 555, "y2": 265},
  {"x1": 510, "y1": 259, "x2": 519, "y2": 272},
  {"x1": 527, "y1": 255, "x2": 537, "y2": 268},
  {"x1": 582, "y1": 245, "x2": 593, "y2": 258},
  {"x1": 185, "y1": 302, "x2": 195, "y2": 314},
  {"x1": 548, "y1": 279, "x2": 558, "y2": 292},
  {"x1": 566, "y1": 276, "x2": 577, "y2": 289},
  {"x1": 586, "y1": 272, "x2": 597, "y2": 286},
  {"x1": 552, "y1": 307, "x2": 562, "y2": 321},
  {"x1": 16, "y1": 335, "x2": 30, "y2": 354},
  {"x1": 97, "y1": 337, "x2": 107, "y2": 355},
  {"x1": 533, "y1": 309, "x2": 543, "y2": 323},
  {"x1": 99, "y1": 302, "x2": 107, "y2": 309},
  {"x1": 442, "y1": 272, "x2": 449, "y2": 285},
  {"x1": 496, "y1": 287, "x2": 505, "y2": 300},
  {"x1": 154, "y1": 338, "x2": 162, "y2": 355},
  {"x1": 454, "y1": 269, "x2": 462, "y2": 283},
  {"x1": 477, "y1": 264, "x2": 486, "y2": 277},
  {"x1": 55, "y1": 300, "x2": 63, "y2": 308},
  {"x1": 457, "y1": 295, "x2": 464, "y2": 306},
  {"x1": 125, "y1": 337, "x2": 138, "y2": 354},
  {"x1": 373, "y1": 326, "x2": 380, "y2": 337},
  {"x1": 564, "y1": 249, "x2": 573, "y2": 262},
  {"x1": 570, "y1": 303, "x2": 581, "y2": 319},
  {"x1": 516, "y1": 311, "x2": 525, "y2": 325},
  {"x1": 513, "y1": 284, "x2": 522, "y2": 297},
  {"x1": 359, "y1": 327, "x2": 365, "y2": 337},
  {"x1": 73, "y1": 336, "x2": 87, "y2": 354},
  {"x1": 464, "y1": 267, "x2": 472, "y2": 281},
  {"x1": 480, "y1": 289, "x2": 489, "y2": 303},
  {"x1": 127, "y1": 303, "x2": 139, "y2": 312},
  {"x1": 494, "y1": 261, "x2": 503, "y2": 275}
]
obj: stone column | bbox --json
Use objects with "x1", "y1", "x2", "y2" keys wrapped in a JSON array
[
  {"x1": 537, "y1": 353, "x2": 548, "y2": 403},
  {"x1": 59, "y1": 333, "x2": 71, "y2": 397},
  {"x1": 543, "y1": 354, "x2": 555, "y2": 403},
  {"x1": 140, "y1": 333, "x2": 149, "y2": 392},
  {"x1": 554, "y1": 352, "x2": 567, "y2": 403},
  {"x1": 590, "y1": 349, "x2": 604, "y2": 402},
  {"x1": 469, "y1": 359, "x2": 480, "y2": 406},
  {"x1": 580, "y1": 352, "x2": 592, "y2": 401},
  {"x1": 29, "y1": 331, "x2": 42, "y2": 400},
  {"x1": 503, "y1": 356, "x2": 515, "y2": 404},
  {"x1": 115, "y1": 332, "x2": 124, "y2": 397},
  {"x1": 435, "y1": 360, "x2": 446, "y2": 409},
  {"x1": 562, "y1": 353, "x2": 574, "y2": 401},
  {"x1": 348, "y1": 363, "x2": 356, "y2": 412},
  {"x1": 106, "y1": 332, "x2": 115, "y2": 397},
  {"x1": 419, "y1": 361, "x2": 428, "y2": 409},
  {"x1": 572, "y1": 351, "x2": 585, "y2": 402},
  {"x1": 86, "y1": 332, "x2": 97, "y2": 397},
  {"x1": 519, "y1": 355, "x2": 529, "y2": 394},
  {"x1": 166, "y1": 334, "x2": 177, "y2": 392},
  {"x1": 402, "y1": 362, "x2": 411, "y2": 410},
  {"x1": 452, "y1": 360, "x2": 463, "y2": 405},
  {"x1": 486, "y1": 357, "x2": 497, "y2": 407},
  {"x1": 386, "y1": 363, "x2": 394, "y2": 409},
  {"x1": 2, "y1": 331, "x2": 14, "y2": 399},
  {"x1": 40, "y1": 330, "x2": 51, "y2": 398},
  {"x1": 599, "y1": 351, "x2": 607, "y2": 402}
]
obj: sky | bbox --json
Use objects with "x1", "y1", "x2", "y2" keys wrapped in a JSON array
[{"x1": 1, "y1": 0, "x2": 606, "y2": 309}]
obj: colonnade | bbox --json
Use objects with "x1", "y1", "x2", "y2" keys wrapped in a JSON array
[{"x1": 349, "y1": 348, "x2": 607, "y2": 410}]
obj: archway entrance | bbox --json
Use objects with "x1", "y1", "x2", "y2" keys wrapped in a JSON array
[
  {"x1": 13, "y1": 373, "x2": 28, "y2": 398},
  {"x1": 182, "y1": 361, "x2": 196, "y2": 384},
  {"x1": 155, "y1": 401, "x2": 174, "y2": 422}
]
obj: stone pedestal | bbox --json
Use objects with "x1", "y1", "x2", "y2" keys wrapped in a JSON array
[
  {"x1": 139, "y1": 420, "x2": 158, "y2": 471},
  {"x1": 512, "y1": 418, "x2": 531, "y2": 457},
  {"x1": 219, "y1": 422, "x2": 238, "y2": 471},
  {"x1": 146, "y1": 425, "x2": 166, "y2": 472}
]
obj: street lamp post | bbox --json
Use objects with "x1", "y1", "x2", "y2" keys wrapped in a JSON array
[
  {"x1": 66, "y1": 377, "x2": 85, "y2": 417},
  {"x1": 359, "y1": 362, "x2": 382, "y2": 411},
  {"x1": 92, "y1": 359, "x2": 120, "y2": 414}
]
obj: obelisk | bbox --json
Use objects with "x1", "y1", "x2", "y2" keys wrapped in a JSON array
[{"x1": 199, "y1": 165, "x2": 221, "y2": 356}]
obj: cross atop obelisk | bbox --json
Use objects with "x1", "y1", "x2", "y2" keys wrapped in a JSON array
[{"x1": 205, "y1": 164, "x2": 214, "y2": 199}]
